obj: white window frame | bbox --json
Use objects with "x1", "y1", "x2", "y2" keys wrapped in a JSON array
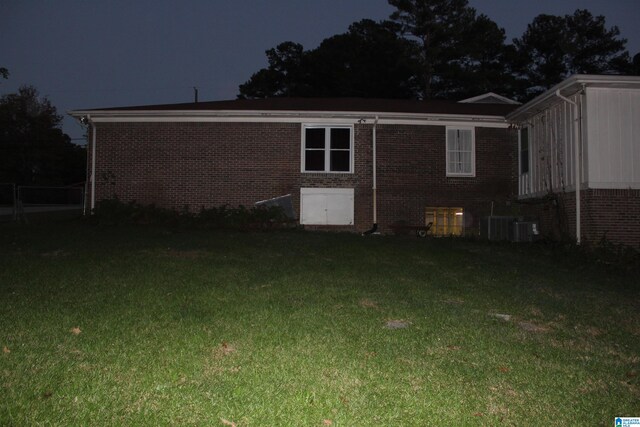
[
  {"x1": 446, "y1": 126, "x2": 476, "y2": 177},
  {"x1": 301, "y1": 124, "x2": 354, "y2": 174}
]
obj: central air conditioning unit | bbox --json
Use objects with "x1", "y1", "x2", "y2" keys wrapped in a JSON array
[
  {"x1": 480, "y1": 216, "x2": 515, "y2": 241},
  {"x1": 480, "y1": 217, "x2": 540, "y2": 242},
  {"x1": 513, "y1": 221, "x2": 539, "y2": 242}
]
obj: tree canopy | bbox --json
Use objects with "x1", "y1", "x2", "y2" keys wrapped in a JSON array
[
  {"x1": 238, "y1": 19, "x2": 419, "y2": 99},
  {"x1": 388, "y1": 0, "x2": 514, "y2": 99},
  {"x1": 0, "y1": 86, "x2": 85, "y2": 185},
  {"x1": 238, "y1": 3, "x2": 637, "y2": 101},
  {"x1": 512, "y1": 9, "x2": 631, "y2": 98}
]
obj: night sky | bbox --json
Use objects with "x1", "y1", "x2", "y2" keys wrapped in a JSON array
[{"x1": 2, "y1": 0, "x2": 639, "y2": 142}]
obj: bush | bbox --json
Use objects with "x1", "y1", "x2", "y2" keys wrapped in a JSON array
[
  {"x1": 92, "y1": 198, "x2": 294, "y2": 230},
  {"x1": 590, "y1": 236, "x2": 640, "y2": 271}
]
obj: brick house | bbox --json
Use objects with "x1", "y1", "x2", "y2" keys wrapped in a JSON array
[
  {"x1": 71, "y1": 97, "x2": 518, "y2": 236},
  {"x1": 507, "y1": 75, "x2": 640, "y2": 247}
]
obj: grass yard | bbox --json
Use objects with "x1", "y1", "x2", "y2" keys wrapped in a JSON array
[{"x1": 1, "y1": 222, "x2": 639, "y2": 426}]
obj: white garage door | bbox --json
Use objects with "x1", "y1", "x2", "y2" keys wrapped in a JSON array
[{"x1": 300, "y1": 188, "x2": 354, "y2": 225}]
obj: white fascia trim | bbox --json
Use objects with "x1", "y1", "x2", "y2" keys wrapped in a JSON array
[
  {"x1": 459, "y1": 92, "x2": 520, "y2": 105},
  {"x1": 588, "y1": 181, "x2": 640, "y2": 190},
  {"x1": 68, "y1": 109, "x2": 510, "y2": 128},
  {"x1": 520, "y1": 181, "x2": 640, "y2": 198}
]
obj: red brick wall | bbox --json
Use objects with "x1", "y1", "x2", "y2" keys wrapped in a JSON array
[
  {"x1": 519, "y1": 189, "x2": 640, "y2": 248},
  {"x1": 89, "y1": 121, "x2": 518, "y2": 234},
  {"x1": 583, "y1": 189, "x2": 640, "y2": 247},
  {"x1": 375, "y1": 125, "x2": 518, "y2": 233},
  {"x1": 91, "y1": 122, "x2": 302, "y2": 211}
]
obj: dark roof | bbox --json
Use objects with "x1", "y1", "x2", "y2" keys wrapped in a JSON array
[{"x1": 89, "y1": 97, "x2": 517, "y2": 117}]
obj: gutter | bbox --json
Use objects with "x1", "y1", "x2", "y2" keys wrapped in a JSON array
[
  {"x1": 69, "y1": 109, "x2": 510, "y2": 127},
  {"x1": 554, "y1": 90, "x2": 582, "y2": 245},
  {"x1": 508, "y1": 74, "x2": 640, "y2": 122},
  {"x1": 72, "y1": 113, "x2": 95, "y2": 214}
]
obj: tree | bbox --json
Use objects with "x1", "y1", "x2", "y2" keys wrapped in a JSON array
[
  {"x1": 513, "y1": 9, "x2": 631, "y2": 99},
  {"x1": 434, "y1": 13, "x2": 516, "y2": 99},
  {"x1": 387, "y1": 0, "x2": 513, "y2": 99},
  {"x1": 239, "y1": 5, "x2": 636, "y2": 102},
  {"x1": 238, "y1": 20, "x2": 419, "y2": 99},
  {"x1": 0, "y1": 86, "x2": 85, "y2": 185},
  {"x1": 238, "y1": 42, "x2": 307, "y2": 98},
  {"x1": 0, "y1": 67, "x2": 8, "y2": 81},
  {"x1": 304, "y1": 19, "x2": 419, "y2": 98}
]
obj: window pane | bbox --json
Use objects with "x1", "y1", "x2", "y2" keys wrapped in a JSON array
[
  {"x1": 306, "y1": 128, "x2": 325, "y2": 149},
  {"x1": 459, "y1": 130, "x2": 472, "y2": 150},
  {"x1": 447, "y1": 129, "x2": 457, "y2": 150},
  {"x1": 305, "y1": 150, "x2": 325, "y2": 171},
  {"x1": 521, "y1": 151, "x2": 529, "y2": 174},
  {"x1": 303, "y1": 126, "x2": 353, "y2": 173},
  {"x1": 447, "y1": 128, "x2": 473, "y2": 175},
  {"x1": 426, "y1": 207, "x2": 464, "y2": 237},
  {"x1": 330, "y1": 128, "x2": 350, "y2": 149},
  {"x1": 520, "y1": 128, "x2": 529, "y2": 174},
  {"x1": 520, "y1": 128, "x2": 529, "y2": 150},
  {"x1": 462, "y1": 152, "x2": 471, "y2": 173},
  {"x1": 330, "y1": 150, "x2": 350, "y2": 172}
]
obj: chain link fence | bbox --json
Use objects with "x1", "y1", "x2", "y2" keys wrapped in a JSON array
[
  {"x1": 0, "y1": 183, "x2": 17, "y2": 221},
  {"x1": 0, "y1": 184, "x2": 85, "y2": 222}
]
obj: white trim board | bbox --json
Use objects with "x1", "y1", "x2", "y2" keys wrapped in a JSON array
[{"x1": 69, "y1": 110, "x2": 510, "y2": 128}]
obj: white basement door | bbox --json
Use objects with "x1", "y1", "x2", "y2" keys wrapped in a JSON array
[{"x1": 300, "y1": 188, "x2": 354, "y2": 225}]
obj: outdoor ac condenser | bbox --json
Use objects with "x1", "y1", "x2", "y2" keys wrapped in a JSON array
[
  {"x1": 512, "y1": 221, "x2": 540, "y2": 242},
  {"x1": 481, "y1": 217, "x2": 540, "y2": 242},
  {"x1": 480, "y1": 216, "x2": 515, "y2": 241}
]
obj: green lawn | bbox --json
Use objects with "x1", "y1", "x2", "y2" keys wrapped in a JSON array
[{"x1": 1, "y1": 222, "x2": 638, "y2": 426}]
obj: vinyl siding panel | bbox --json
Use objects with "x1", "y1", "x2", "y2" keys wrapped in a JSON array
[
  {"x1": 586, "y1": 87, "x2": 640, "y2": 189},
  {"x1": 520, "y1": 94, "x2": 578, "y2": 197}
]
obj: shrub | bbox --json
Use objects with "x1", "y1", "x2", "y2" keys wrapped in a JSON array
[
  {"x1": 590, "y1": 236, "x2": 640, "y2": 271},
  {"x1": 92, "y1": 198, "x2": 294, "y2": 230}
]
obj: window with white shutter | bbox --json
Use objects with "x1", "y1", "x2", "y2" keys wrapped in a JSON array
[{"x1": 446, "y1": 127, "x2": 475, "y2": 177}]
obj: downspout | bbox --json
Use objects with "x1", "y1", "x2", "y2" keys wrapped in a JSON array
[
  {"x1": 90, "y1": 116, "x2": 97, "y2": 213},
  {"x1": 554, "y1": 90, "x2": 582, "y2": 245},
  {"x1": 82, "y1": 116, "x2": 90, "y2": 215},
  {"x1": 363, "y1": 115, "x2": 379, "y2": 235}
]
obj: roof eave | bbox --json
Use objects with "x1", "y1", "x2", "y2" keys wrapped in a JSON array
[
  {"x1": 459, "y1": 92, "x2": 521, "y2": 105},
  {"x1": 68, "y1": 108, "x2": 508, "y2": 124},
  {"x1": 507, "y1": 74, "x2": 640, "y2": 122}
]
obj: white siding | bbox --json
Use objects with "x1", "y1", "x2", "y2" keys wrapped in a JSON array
[
  {"x1": 518, "y1": 86, "x2": 640, "y2": 197},
  {"x1": 520, "y1": 94, "x2": 580, "y2": 197},
  {"x1": 586, "y1": 87, "x2": 640, "y2": 189}
]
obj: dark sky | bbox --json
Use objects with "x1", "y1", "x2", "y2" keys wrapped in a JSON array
[{"x1": 2, "y1": 0, "x2": 639, "y2": 142}]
